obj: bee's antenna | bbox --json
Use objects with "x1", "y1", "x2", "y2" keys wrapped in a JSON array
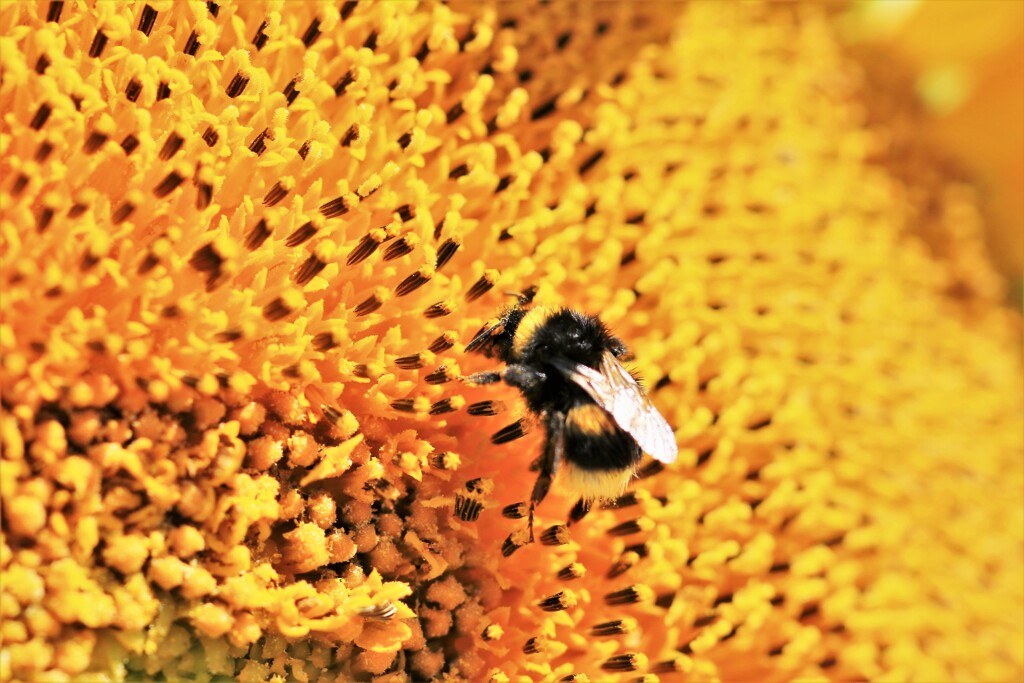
[{"x1": 505, "y1": 285, "x2": 537, "y2": 305}]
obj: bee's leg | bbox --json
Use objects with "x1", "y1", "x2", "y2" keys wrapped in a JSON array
[
  {"x1": 462, "y1": 371, "x2": 503, "y2": 385},
  {"x1": 503, "y1": 364, "x2": 546, "y2": 392},
  {"x1": 464, "y1": 364, "x2": 544, "y2": 388},
  {"x1": 567, "y1": 498, "x2": 592, "y2": 526},
  {"x1": 528, "y1": 412, "x2": 564, "y2": 543},
  {"x1": 528, "y1": 471, "x2": 552, "y2": 544}
]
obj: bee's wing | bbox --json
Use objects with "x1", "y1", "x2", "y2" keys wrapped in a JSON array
[{"x1": 550, "y1": 352, "x2": 678, "y2": 463}]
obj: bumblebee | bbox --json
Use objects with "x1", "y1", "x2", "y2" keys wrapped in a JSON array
[{"x1": 464, "y1": 288, "x2": 678, "y2": 539}]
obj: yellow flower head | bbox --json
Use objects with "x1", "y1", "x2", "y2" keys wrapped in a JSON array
[{"x1": 1, "y1": 2, "x2": 1021, "y2": 682}]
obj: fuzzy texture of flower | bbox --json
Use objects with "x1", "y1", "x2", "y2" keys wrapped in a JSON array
[{"x1": 1, "y1": 2, "x2": 1021, "y2": 682}]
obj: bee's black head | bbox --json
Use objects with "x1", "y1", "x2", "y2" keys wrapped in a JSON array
[{"x1": 517, "y1": 308, "x2": 625, "y2": 369}]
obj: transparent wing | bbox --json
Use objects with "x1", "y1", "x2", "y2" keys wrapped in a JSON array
[{"x1": 550, "y1": 351, "x2": 678, "y2": 463}]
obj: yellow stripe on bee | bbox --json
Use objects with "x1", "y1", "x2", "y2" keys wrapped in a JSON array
[
  {"x1": 559, "y1": 462, "x2": 635, "y2": 500},
  {"x1": 568, "y1": 403, "x2": 615, "y2": 436},
  {"x1": 512, "y1": 305, "x2": 557, "y2": 357}
]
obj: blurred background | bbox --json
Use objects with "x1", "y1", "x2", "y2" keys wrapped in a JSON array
[{"x1": 840, "y1": 0, "x2": 1023, "y2": 309}]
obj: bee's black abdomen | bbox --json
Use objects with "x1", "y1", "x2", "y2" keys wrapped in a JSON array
[{"x1": 563, "y1": 403, "x2": 641, "y2": 472}]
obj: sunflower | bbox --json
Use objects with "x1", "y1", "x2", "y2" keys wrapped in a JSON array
[{"x1": 1, "y1": 2, "x2": 1021, "y2": 682}]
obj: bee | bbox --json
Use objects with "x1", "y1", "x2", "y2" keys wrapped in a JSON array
[{"x1": 463, "y1": 287, "x2": 678, "y2": 540}]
